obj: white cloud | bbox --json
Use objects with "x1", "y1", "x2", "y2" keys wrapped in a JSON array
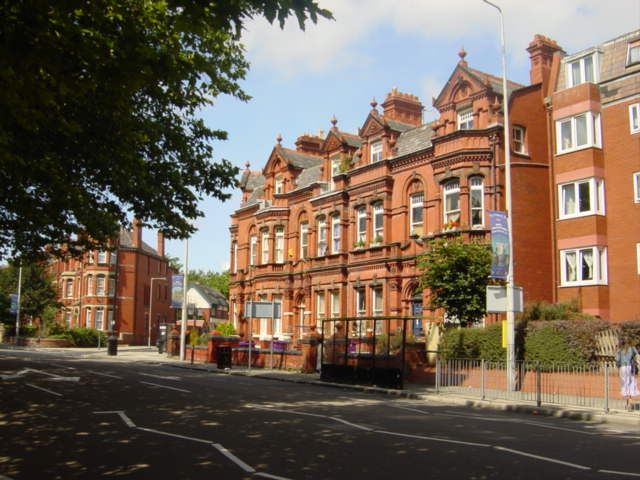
[{"x1": 243, "y1": 0, "x2": 640, "y2": 77}]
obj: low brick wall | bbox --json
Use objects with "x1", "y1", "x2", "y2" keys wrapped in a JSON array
[
  {"x1": 233, "y1": 348, "x2": 303, "y2": 369},
  {"x1": 185, "y1": 345, "x2": 208, "y2": 363},
  {"x1": 23, "y1": 337, "x2": 73, "y2": 348}
]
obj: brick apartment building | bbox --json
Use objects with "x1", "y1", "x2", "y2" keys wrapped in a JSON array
[
  {"x1": 228, "y1": 29, "x2": 640, "y2": 342},
  {"x1": 49, "y1": 220, "x2": 172, "y2": 344}
]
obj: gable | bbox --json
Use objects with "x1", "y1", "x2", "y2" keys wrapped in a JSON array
[
  {"x1": 262, "y1": 147, "x2": 288, "y2": 176},
  {"x1": 433, "y1": 64, "x2": 491, "y2": 111},
  {"x1": 360, "y1": 113, "x2": 386, "y2": 138},
  {"x1": 323, "y1": 130, "x2": 343, "y2": 153}
]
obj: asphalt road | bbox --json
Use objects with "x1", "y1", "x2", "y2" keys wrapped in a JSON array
[{"x1": 1, "y1": 349, "x2": 640, "y2": 480}]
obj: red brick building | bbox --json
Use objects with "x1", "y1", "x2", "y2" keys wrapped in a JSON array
[
  {"x1": 49, "y1": 221, "x2": 172, "y2": 344},
  {"x1": 228, "y1": 29, "x2": 640, "y2": 341}
]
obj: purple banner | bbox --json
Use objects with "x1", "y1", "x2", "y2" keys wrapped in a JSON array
[
  {"x1": 489, "y1": 210, "x2": 509, "y2": 279},
  {"x1": 171, "y1": 274, "x2": 184, "y2": 308}
]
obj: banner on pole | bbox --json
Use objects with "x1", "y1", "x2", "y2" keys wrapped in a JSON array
[
  {"x1": 171, "y1": 274, "x2": 184, "y2": 308},
  {"x1": 489, "y1": 210, "x2": 509, "y2": 279},
  {"x1": 9, "y1": 294, "x2": 18, "y2": 314}
]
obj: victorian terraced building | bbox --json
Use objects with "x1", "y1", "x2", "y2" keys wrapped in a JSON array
[{"x1": 228, "y1": 30, "x2": 640, "y2": 344}]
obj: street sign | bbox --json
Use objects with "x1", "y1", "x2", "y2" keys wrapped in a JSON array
[
  {"x1": 244, "y1": 301, "x2": 280, "y2": 318},
  {"x1": 486, "y1": 285, "x2": 524, "y2": 313}
]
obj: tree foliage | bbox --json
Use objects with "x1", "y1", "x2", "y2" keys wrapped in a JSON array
[
  {"x1": 0, "y1": 0, "x2": 332, "y2": 261},
  {"x1": 188, "y1": 269, "x2": 230, "y2": 297},
  {"x1": 0, "y1": 262, "x2": 60, "y2": 324},
  {"x1": 418, "y1": 236, "x2": 492, "y2": 326}
]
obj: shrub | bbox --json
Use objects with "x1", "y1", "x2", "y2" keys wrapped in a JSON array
[
  {"x1": 620, "y1": 321, "x2": 640, "y2": 347},
  {"x1": 439, "y1": 326, "x2": 484, "y2": 359},
  {"x1": 65, "y1": 327, "x2": 107, "y2": 347},
  {"x1": 477, "y1": 323, "x2": 505, "y2": 361},
  {"x1": 520, "y1": 298, "x2": 594, "y2": 321},
  {"x1": 215, "y1": 322, "x2": 236, "y2": 336}
]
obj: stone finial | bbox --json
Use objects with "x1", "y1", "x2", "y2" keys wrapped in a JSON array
[
  {"x1": 370, "y1": 98, "x2": 378, "y2": 110},
  {"x1": 458, "y1": 46, "x2": 467, "y2": 61},
  {"x1": 331, "y1": 115, "x2": 338, "y2": 129},
  {"x1": 276, "y1": 134, "x2": 282, "y2": 145}
]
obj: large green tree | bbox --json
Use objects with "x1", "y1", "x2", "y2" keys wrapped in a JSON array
[
  {"x1": 188, "y1": 269, "x2": 230, "y2": 298},
  {"x1": 0, "y1": 262, "x2": 60, "y2": 325},
  {"x1": 0, "y1": 0, "x2": 332, "y2": 261},
  {"x1": 418, "y1": 236, "x2": 492, "y2": 326}
]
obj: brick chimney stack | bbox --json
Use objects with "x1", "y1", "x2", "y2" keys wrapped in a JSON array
[
  {"x1": 295, "y1": 134, "x2": 323, "y2": 155},
  {"x1": 527, "y1": 34, "x2": 563, "y2": 87},
  {"x1": 132, "y1": 218, "x2": 142, "y2": 248},
  {"x1": 157, "y1": 231, "x2": 165, "y2": 257},
  {"x1": 381, "y1": 88, "x2": 424, "y2": 126}
]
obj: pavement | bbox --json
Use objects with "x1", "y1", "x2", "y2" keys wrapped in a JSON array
[{"x1": 3, "y1": 343, "x2": 640, "y2": 428}]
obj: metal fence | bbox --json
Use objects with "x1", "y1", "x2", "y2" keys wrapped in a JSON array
[{"x1": 435, "y1": 358, "x2": 627, "y2": 412}]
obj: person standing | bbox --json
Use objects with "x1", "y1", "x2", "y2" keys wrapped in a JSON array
[{"x1": 615, "y1": 338, "x2": 640, "y2": 411}]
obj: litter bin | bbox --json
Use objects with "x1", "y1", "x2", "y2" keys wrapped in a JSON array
[
  {"x1": 216, "y1": 345, "x2": 232, "y2": 369},
  {"x1": 107, "y1": 331, "x2": 118, "y2": 356}
]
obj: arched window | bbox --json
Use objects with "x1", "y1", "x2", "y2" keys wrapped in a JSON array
[
  {"x1": 443, "y1": 180, "x2": 461, "y2": 226},
  {"x1": 469, "y1": 177, "x2": 484, "y2": 228},
  {"x1": 274, "y1": 227, "x2": 284, "y2": 263},
  {"x1": 249, "y1": 234, "x2": 257, "y2": 265},
  {"x1": 261, "y1": 229, "x2": 270, "y2": 264},
  {"x1": 331, "y1": 215, "x2": 341, "y2": 254},
  {"x1": 299, "y1": 222, "x2": 309, "y2": 259},
  {"x1": 372, "y1": 203, "x2": 384, "y2": 243},
  {"x1": 317, "y1": 217, "x2": 327, "y2": 256},
  {"x1": 409, "y1": 192, "x2": 424, "y2": 236}
]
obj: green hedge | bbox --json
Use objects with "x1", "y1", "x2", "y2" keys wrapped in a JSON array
[
  {"x1": 51, "y1": 327, "x2": 107, "y2": 347},
  {"x1": 439, "y1": 323, "x2": 504, "y2": 361}
]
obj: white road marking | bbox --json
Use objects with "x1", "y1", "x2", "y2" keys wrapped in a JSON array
[
  {"x1": 598, "y1": 469, "x2": 640, "y2": 477},
  {"x1": 137, "y1": 427, "x2": 213, "y2": 444},
  {"x1": 45, "y1": 376, "x2": 80, "y2": 382},
  {"x1": 0, "y1": 368, "x2": 30, "y2": 379},
  {"x1": 254, "y1": 472, "x2": 294, "y2": 480},
  {"x1": 251, "y1": 406, "x2": 373, "y2": 431},
  {"x1": 493, "y1": 446, "x2": 591, "y2": 470},
  {"x1": 212, "y1": 443, "x2": 256, "y2": 473},
  {"x1": 139, "y1": 372, "x2": 181, "y2": 381},
  {"x1": 94, "y1": 411, "x2": 136, "y2": 428},
  {"x1": 375, "y1": 429, "x2": 491, "y2": 447},
  {"x1": 25, "y1": 383, "x2": 62, "y2": 397},
  {"x1": 140, "y1": 381, "x2": 190, "y2": 393},
  {"x1": 87, "y1": 370, "x2": 122, "y2": 379}
]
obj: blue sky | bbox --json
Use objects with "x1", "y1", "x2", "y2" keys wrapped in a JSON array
[{"x1": 147, "y1": 0, "x2": 640, "y2": 272}]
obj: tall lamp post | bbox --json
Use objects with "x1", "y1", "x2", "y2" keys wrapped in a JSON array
[
  {"x1": 179, "y1": 238, "x2": 189, "y2": 361},
  {"x1": 15, "y1": 262, "x2": 23, "y2": 345},
  {"x1": 148, "y1": 277, "x2": 166, "y2": 347},
  {"x1": 482, "y1": 0, "x2": 516, "y2": 390}
]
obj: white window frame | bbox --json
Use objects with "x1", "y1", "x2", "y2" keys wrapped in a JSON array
[
  {"x1": 331, "y1": 290, "x2": 340, "y2": 318},
  {"x1": 372, "y1": 203, "x2": 383, "y2": 244},
  {"x1": 627, "y1": 40, "x2": 640, "y2": 66},
  {"x1": 512, "y1": 126, "x2": 526, "y2": 154},
  {"x1": 95, "y1": 307, "x2": 104, "y2": 331},
  {"x1": 85, "y1": 308, "x2": 92, "y2": 328},
  {"x1": 356, "y1": 206, "x2": 367, "y2": 244},
  {"x1": 110, "y1": 251, "x2": 117, "y2": 265},
  {"x1": 558, "y1": 178, "x2": 605, "y2": 219},
  {"x1": 630, "y1": 103, "x2": 640, "y2": 134},
  {"x1": 273, "y1": 295, "x2": 283, "y2": 337},
  {"x1": 567, "y1": 54, "x2": 597, "y2": 87},
  {"x1": 88, "y1": 252, "x2": 94, "y2": 264},
  {"x1": 372, "y1": 286, "x2": 383, "y2": 316},
  {"x1": 250, "y1": 235, "x2": 257, "y2": 266},
  {"x1": 261, "y1": 231, "x2": 270, "y2": 264},
  {"x1": 274, "y1": 176, "x2": 284, "y2": 194},
  {"x1": 316, "y1": 291, "x2": 325, "y2": 320},
  {"x1": 634, "y1": 172, "x2": 640, "y2": 204},
  {"x1": 556, "y1": 112, "x2": 601, "y2": 154},
  {"x1": 443, "y1": 181, "x2": 461, "y2": 225},
  {"x1": 87, "y1": 274, "x2": 93, "y2": 295},
  {"x1": 356, "y1": 287, "x2": 366, "y2": 317},
  {"x1": 66, "y1": 279, "x2": 73, "y2": 298},
  {"x1": 275, "y1": 227, "x2": 284, "y2": 263},
  {"x1": 370, "y1": 140, "x2": 382, "y2": 163},
  {"x1": 96, "y1": 275, "x2": 106, "y2": 296},
  {"x1": 457, "y1": 109, "x2": 473, "y2": 130},
  {"x1": 410, "y1": 192, "x2": 424, "y2": 236},
  {"x1": 317, "y1": 218, "x2": 327, "y2": 256},
  {"x1": 470, "y1": 177, "x2": 484, "y2": 228},
  {"x1": 560, "y1": 246, "x2": 607, "y2": 286},
  {"x1": 232, "y1": 242, "x2": 238, "y2": 273},
  {"x1": 300, "y1": 222, "x2": 309, "y2": 259},
  {"x1": 331, "y1": 215, "x2": 341, "y2": 254},
  {"x1": 97, "y1": 250, "x2": 107, "y2": 264}
]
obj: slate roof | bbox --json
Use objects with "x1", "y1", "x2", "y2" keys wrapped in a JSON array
[
  {"x1": 386, "y1": 119, "x2": 418, "y2": 133},
  {"x1": 244, "y1": 185, "x2": 265, "y2": 206},
  {"x1": 279, "y1": 148, "x2": 323, "y2": 169},
  {"x1": 393, "y1": 124, "x2": 434, "y2": 157},
  {"x1": 468, "y1": 67, "x2": 524, "y2": 100},
  {"x1": 118, "y1": 228, "x2": 158, "y2": 256},
  {"x1": 292, "y1": 164, "x2": 322, "y2": 191},
  {"x1": 188, "y1": 283, "x2": 228, "y2": 309}
]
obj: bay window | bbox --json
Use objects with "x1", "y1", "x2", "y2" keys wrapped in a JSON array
[
  {"x1": 567, "y1": 54, "x2": 596, "y2": 87},
  {"x1": 556, "y1": 112, "x2": 601, "y2": 154},
  {"x1": 317, "y1": 218, "x2": 327, "y2": 256},
  {"x1": 261, "y1": 230, "x2": 270, "y2": 264},
  {"x1": 444, "y1": 181, "x2": 461, "y2": 226},
  {"x1": 95, "y1": 308, "x2": 104, "y2": 330},
  {"x1": 470, "y1": 177, "x2": 484, "y2": 228},
  {"x1": 558, "y1": 178, "x2": 604, "y2": 218},
  {"x1": 275, "y1": 227, "x2": 284, "y2": 263},
  {"x1": 96, "y1": 275, "x2": 105, "y2": 296},
  {"x1": 560, "y1": 246, "x2": 607, "y2": 286}
]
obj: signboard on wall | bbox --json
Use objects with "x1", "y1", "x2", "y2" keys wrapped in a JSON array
[{"x1": 244, "y1": 301, "x2": 281, "y2": 319}]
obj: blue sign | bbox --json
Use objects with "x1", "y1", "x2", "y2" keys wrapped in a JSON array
[
  {"x1": 489, "y1": 210, "x2": 509, "y2": 279},
  {"x1": 9, "y1": 294, "x2": 18, "y2": 314},
  {"x1": 171, "y1": 274, "x2": 184, "y2": 308}
]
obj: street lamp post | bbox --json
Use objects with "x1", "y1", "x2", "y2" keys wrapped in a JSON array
[
  {"x1": 482, "y1": 0, "x2": 516, "y2": 390},
  {"x1": 179, "y1": 238, "x2": 189, "y2": 361},
  {"x1": 148, "y1": 277, "x2": 166, "y2": 347},
  {"x1": 15, "y1": 262, "x2": 23, "y2": 345}
]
